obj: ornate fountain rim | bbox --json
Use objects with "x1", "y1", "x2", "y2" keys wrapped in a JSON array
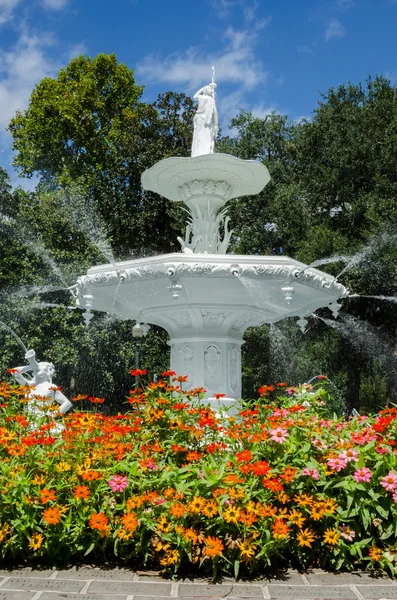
[{"x1": 78, "y1": 253, "x2": 348, "y2": 298}]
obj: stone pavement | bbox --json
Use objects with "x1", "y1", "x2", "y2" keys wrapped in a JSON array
[{"x1": 0, "y1": 567, "x2": 395, "y2": 600}]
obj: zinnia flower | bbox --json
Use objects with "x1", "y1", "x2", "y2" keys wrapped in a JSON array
[
  {"x1": 353, "y1": 467, "x2": 373, "y2": 483},
  {"x1": 29, "y1": 533, "x2": 44, "y2": 551},
  {"x1": 380, "y1": 470, "x2": 397, "y2": 492},
  {"x1": 296, "y1": 528, "x2": 316, "y2": 548},
  {"x1": 43, "y1": 507, "x2": 61, "y2": 525},
  {"x1": 203, "y1": 536, "x2": 224, "y2": 558},
  {"x1": 327, "y1": 457, "x2": 347, "y2": 472},
  {"x1": 301, "y1": 468, "x2": 319, "y2": 480},
  {"x1": 108, "y1": 474, "x2": 128, "y2": 493},
  {"x1": 269, "y1": 427, "x2": 289, "y2": 443},
  {"x1": 339, "y1": 449, "x2": 359, "y2": 463},
  {"x1": 339, "y1": 524, "x2": 356, "y2": 541},
  {"x1": 323, "y1": 528, "x2": 340, "y2": 546}
]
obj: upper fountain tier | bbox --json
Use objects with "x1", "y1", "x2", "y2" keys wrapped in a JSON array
[
  {"x1": 142, "y1": 69, "x2": 271, "y2": 255},
  {"x1": 141, "y1": 153, "x2": 271, "y2": 254}
]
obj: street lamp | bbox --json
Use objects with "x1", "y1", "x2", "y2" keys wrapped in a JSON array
[{"x1": 132, "y1": 322, "x2": 149, "y2": 388}]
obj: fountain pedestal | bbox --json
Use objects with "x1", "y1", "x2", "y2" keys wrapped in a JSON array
[{"x1": 170, "y1": 333, "x2": 243, "y2": 411}]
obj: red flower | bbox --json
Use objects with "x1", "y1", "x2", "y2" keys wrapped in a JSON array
[
  {"x1": 276, "y1": 382, "x2": 288, "y2": 387},
  {"x1": 213, "y1": 393, "x2": 226, "y2": 399},
  {"x1": 173, "y1": 375, "x2": 189, "y2": 383},
  {"x1": 161, "y1": 370, "x2": 176, "y2": 377},
  {"x1": 317, "y1": 375, "x2": 327, "y2": 380},
  {"x1": 6, "y1": 368, "x2": 18, "y2": 374},
  {"x1": 258, "y1": 385, "x2": 275, "y2": 396},
  {"x1": 130, "y1": 369, "x2": 147, "y2": 377},
  {"x1": 252, "y1": 460, "x2": 271, "y2": 476},
  {"x1": 263, "y1": 477, "x2": 284, "y2": 493},
  {"x1": 89, "y1": 397, "x2": 105, "y2": 404},
  {"x1": 236, "y1": 449, "x2": 253, "y2": 463}
]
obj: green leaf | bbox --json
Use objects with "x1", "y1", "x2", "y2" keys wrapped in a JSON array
[
  {"x1": 234, "y1": 559, "x2": 240, "y2": 579},
  {"x1": 83, "y1": 542, "x2": 95, "y2": 556}
]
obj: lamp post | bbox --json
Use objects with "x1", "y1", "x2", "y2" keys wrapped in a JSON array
[{"x1": 132, "y1": 322, "x2": 149, "y2": 388}]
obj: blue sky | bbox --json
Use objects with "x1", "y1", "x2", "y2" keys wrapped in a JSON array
[{"x1": 1, "y1": 0, "x2": 397, "y2": 188}]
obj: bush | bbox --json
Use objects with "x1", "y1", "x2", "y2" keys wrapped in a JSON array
[{"x1": 0, "y1": 375, "x2": 396, "y2": 578}]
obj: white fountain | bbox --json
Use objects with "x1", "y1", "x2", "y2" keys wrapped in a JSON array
[{"x1": 76, "y1": 70, "x2": 348, "y2": 413}]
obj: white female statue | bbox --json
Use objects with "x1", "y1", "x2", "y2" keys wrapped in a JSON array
[
  {"x1": 12, "y1": 349, "x2": 72, "y2": 432},
  {"x1": 191, "y1": 68, "x2": 219, "y2": 157}
]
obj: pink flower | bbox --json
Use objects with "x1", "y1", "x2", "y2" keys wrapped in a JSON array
[
  {"x1": 380, "y1": 470, "x2": 397, "y2": 492},
  {"x1": 146, "y1": 459, "x2": 158, "y2": 471},
  {"x1": 339, "y1": 523, "x2": 356, "y2": 542},
  {"x1": 339, "y1": 449, "x2": 359, "y2": 463},
  {"x1": 353, "y1": 467, "x2": 373, "y2": 483},
  {"x1": 392, "y1": 491, "x2": 397, "y2": 503},
  {"x1": 269, "y1": 427, "x2": 289, "y2": 443},
  {"x1": 302, "y1": 468, "x2": 319, "y2": 480},
  {"x1": 327, "y1": 457, "x2": 347, "y2": 472},
  {"x1": 108, "y1": 474, "x2": 128, "y2": 493}
]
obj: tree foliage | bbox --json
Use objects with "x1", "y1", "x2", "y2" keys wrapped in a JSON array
[{"x1": 3, "y1": 58, "x2": 397, "y2": 412}]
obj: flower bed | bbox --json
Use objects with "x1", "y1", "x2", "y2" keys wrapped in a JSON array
[{"x1": 0, "y1": 375, "x2": 396, "y2": 578}]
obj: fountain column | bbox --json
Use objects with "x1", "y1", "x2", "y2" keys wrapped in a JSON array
[{"x1": 169, "y1": 334, "x2": 243, "y2": 410}]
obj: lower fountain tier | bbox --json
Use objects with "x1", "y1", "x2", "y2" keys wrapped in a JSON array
[{"x1": 76, "y1": 252, "x2": 348, "y2": 403}]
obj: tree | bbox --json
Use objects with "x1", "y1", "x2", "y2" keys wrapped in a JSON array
[
  {"x1": 220, "y1": 77, "x2": 397, "y2": 407},
  {"x1": 9, "y1": 55, "x2": 195, "y2": 258}
]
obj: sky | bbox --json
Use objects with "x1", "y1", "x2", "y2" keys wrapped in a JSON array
[{"x1": 0, "y1": 0, "x2": 397, "y2": 189}]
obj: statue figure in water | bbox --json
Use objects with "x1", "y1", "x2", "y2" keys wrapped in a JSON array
[
  {"x1": 11, "y1": 349, "x2": 72, "y2": 432},
  {"x1": 191, "y1": 68, "x2": 219, "y2": 157}
]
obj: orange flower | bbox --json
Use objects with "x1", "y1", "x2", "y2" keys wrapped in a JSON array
[
  {"x1": 369, "y1": 546, "x2": 382, "y2": 562},
  {"x1": 121, "y1": 512, "x2": 139, "y2": 532},
  {"x1": 203, "y1": 536, "x2": 224, "y2": 558},
  {"x1": 202, "y1": 499, "x2": 218, "y2": 518},
  {"x1": 187, "y1": 496, "x2": 206, "y2": 514},
  {"x1": 169, "y1": 503, "x2": 186, "y2": 518},
  {"x1": 239, "y1": 511, "x2": 258, "y2": 527},
  {"x1": 186, "y1": 450, "x2": 201, "y2": 462},
  {"x1": 258, "y1": 385, "x2": 275, "y2": 396},
  {"x1": 89, "y1": 512, "x2": 109, "y2": 531},
  {"x1": 43, "y1": 506, "x2": 61, "y2": 525},
  {"x1": 235, "y1": 449, "x2": 253, "y2": 463},
  {"x1": 271, "y1": 518, "x2": 290, "y2": 539},
  {"x1": 80, "y1": 470, "x2": 101, "y2": 481},
  {"x1": 257, "y1": 503, "x2": 277, "y2": 518},
  {"x1": 39, "y1": 488, "x2": 56, "y2": 504},
  {"x1": 280, "y1": 466, "x2": 298, "y2": 483},
  {"x1": 73, "y1": 485, "x2": 90, "y2": 500}
]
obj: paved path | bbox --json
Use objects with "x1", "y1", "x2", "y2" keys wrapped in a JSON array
[{"x1": 0, "y1": 567, "x2": 395, "y2": 600}]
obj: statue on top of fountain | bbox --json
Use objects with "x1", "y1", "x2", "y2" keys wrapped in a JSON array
[
  {"x1": 191, "y1": 67, "x2": 219, "y2": 157},
  {"x1": 11, "y1": 349, "x2": 72, "y2": 430}
]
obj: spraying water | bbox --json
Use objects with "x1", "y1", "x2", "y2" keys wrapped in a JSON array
[
  {"x1": 316, "y1": 313, "x2": 392, "y2": 360},
  {"x1": 297, "y1": 255, "x2": 350, "y2": 275},
  {"x1": 336, "y1": 231, "x2": 397, "y2": 280},
  {"x1": 269, "y1": 324, "x2": 295, "y2": 382},
  {"x1": 0, "y1": 321, "x2": 27, "y2": 353},
  {"x1": 349, "y1": 294, "x2": 397, "y2": 304}
]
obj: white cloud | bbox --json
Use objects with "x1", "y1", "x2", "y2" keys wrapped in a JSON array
[
  {"x1": 137, "y1": 16, "x2": 270, "y2": 93},
  {"x1": 251, "y1": 104, "x2": 279, "y2": 119},
  {"x1": 324, "y1": 18, "x2": 345, "y2": 41},
  {"x1": 41, "y1": 0, "x2": 69, "y2": 9},
  {"x1": 0, "y1": 0, "x2": 22, "y2": 24},
  {"x1": 210, "y1": 0, "x2": 236, "y2": 19},
  {"x1": 297, "y1": 45, "x2": 315, "y2": 56},
  {"x1": 336, "y1": 0, "x2": 354, "y2": 9},
  {"x1": 66, "y1": 42, "x2": 87, "y2": 60},
  {"x1": 0, "y1": 32, "x2": 58, "y2": 135}
]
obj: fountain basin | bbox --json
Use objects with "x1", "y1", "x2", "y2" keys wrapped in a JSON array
[{"x1": 77, "y1": 253, "x2": 348, "y2": 402}]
